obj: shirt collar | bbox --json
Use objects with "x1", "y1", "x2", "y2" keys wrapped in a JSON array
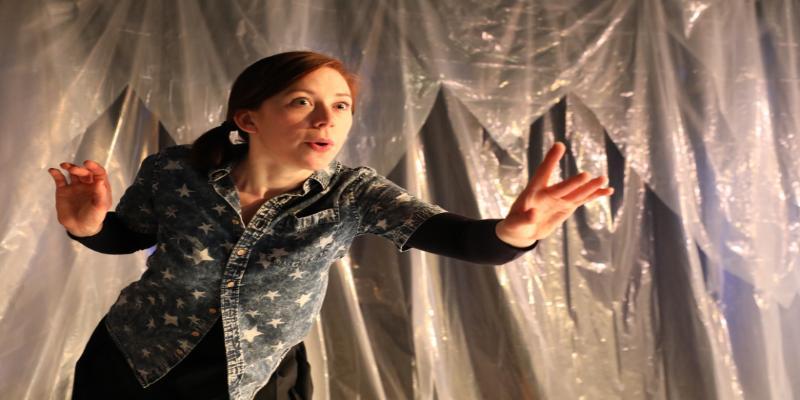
[{"x1": 208, "y1": 159, "x2": 339, "y2": 193}]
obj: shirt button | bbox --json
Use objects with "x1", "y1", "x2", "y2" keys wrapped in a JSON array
[
  {"x1": 226, "y1": 280, "x2": 235, "y2": 288},
  {"x1": 208, "y1": 308, "x2": 217, "y2": 314},
  {"x1": 191, "y1": 331, "x2": 200, "y2": 337},
  {"x1": 236, "y1": 248, "x2": 247, "y2": 256}
]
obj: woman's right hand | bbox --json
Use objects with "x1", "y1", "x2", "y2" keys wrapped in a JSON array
[{"x1": 48, "y1": 160, "x2": 112, "y2": 237}]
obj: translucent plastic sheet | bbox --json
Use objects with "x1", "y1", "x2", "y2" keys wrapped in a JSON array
[{"x1": 1, "y1": 0, "x2": 798, "y2": 399}]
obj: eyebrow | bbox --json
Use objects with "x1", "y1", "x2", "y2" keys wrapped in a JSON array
[{"x1": 286, "y1": 89, "x2": 352, "y2": 99}]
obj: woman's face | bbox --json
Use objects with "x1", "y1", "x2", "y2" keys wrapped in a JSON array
[{"x1": 238, "y1": 66, "x2": 354, "y2": 172}]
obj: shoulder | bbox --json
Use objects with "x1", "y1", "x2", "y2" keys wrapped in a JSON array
[
  {"x1": 143, "y1": 144, "x2": 192, "y2": 167},
  {"x1": 160, "y1": 144, "x2": 192, "y2": 159}
]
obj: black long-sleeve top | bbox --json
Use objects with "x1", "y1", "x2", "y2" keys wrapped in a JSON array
[{"x1": 68, "y1": 211, "x2": 537, "y2": 263}]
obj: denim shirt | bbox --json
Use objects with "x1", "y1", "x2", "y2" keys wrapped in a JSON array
[{"x1": 106, "y1": 144, "x2": 446, "y2": 400}]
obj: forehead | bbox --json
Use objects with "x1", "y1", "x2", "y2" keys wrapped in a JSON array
[{"x1": 285, "y1": 67, "x2": 351, "y2": 96}]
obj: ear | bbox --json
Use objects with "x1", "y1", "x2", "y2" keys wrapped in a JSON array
[{"x1": 233, "y1": 110, "x2": 258, "y2": 135}]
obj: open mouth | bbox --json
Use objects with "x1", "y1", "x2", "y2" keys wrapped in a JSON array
[{"x1": 306, "y1": 141, "x2": 333, "y2": 152}]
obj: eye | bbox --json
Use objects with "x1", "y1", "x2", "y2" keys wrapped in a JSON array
[
  {"x1": 291, "y1": 97, "x2": 312, "y2": 107},
  {"x1": 334, "y1": 102, "x2": 351, "y2": 111}
]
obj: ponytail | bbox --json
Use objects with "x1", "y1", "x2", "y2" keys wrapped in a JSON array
[{"x1": 188, "y1": 121, "x2": 249, "y2": 172}]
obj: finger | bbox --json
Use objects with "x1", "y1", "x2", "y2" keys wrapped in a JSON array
[
  {"x1": 530, "y1": 142, "x2": 566, "y2": 192},
  {"x1": 545, "y1": 172, "x2": 591, "y2": 198},
  {"x1": 64, "y1": 163, "x2": 93, "y2": 184},
  {"x1": 582, "y1": 187, "x2": 614, "y2": 203},
  {"x1": 83, "y1": 160, "x2": 108, "y2": 182},
  {"x1": 561, "y1": 176, "x2": 607, "y2": 203},
  {"x1": 584, "y1": 187, "x2": 614, "y2": 203},
  {"x1": 48, "y1": 168, "x2": 68, "y2": 188},
  {"x1": 59, "y1": 163, "x2": 80, "y2": 184}
]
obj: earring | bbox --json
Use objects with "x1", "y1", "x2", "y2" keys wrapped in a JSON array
[{"x1": 228, "y1": 129, "x2": 246, "y2": 145}]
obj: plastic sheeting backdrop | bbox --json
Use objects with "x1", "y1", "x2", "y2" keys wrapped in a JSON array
[{"x1": 1, "y1": 0, "x2": 798, "y2": 399}]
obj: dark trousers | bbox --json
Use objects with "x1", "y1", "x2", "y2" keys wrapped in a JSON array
[{"x1": 72, "y1": 317, "x2": 312, "y2": 399}]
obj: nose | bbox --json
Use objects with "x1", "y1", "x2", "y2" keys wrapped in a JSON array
[{"x1": 311, "y1": 104, "x2": 334, "y2": 129}]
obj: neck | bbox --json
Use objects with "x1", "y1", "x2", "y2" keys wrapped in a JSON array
[{"x1": 230, "y1": 151, "x2": 313, "y2": 199}]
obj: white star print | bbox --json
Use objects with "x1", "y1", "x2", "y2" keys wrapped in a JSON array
[
  {"x1": 263, "y1": 290, "x2": 280, "y2": 302},
  {"x1": 289, "y1": 268, "x2": 306, "y2": 280},
  {"x1": 165, "y1": 206, "x2": 178, "y2": 218},
  {"x1": 176, "y1": 298, "x2": 185, "y2": 309},
  {"x1": 395, "y1": 193, "x2": 412, "y2": 202},
  {"x1": 268, "y1": 318, "x2": 284, "y2": 328},
  {"x1": 244, "y1": 310, "x2": 261, "y2": 318},
  {"x1": 177, "y1": 339, "x2": 192, "y2": 352},
  {"x1": 242, "y1": 326, "x2": 263, "y2": 343},
  {"x1": 198, "y1": 223, "x2": 214, "y2": 234},
  {"x1": 271, "y1": 341, "x2": 285, "y2": 351},
  {"x1": 176, "y1": 184, "x2": 193, "y2": 198},
  {"x1": 221, "y1": 241, "x2": 234, "y2": 252},
  {"x1": 257, "y1": 253, "x2": 271, "y2": 268},
  {"x1": 295, "y1": 293, "x2": 312, "y2": 307},
  {"x1": 318, "y1": 235, "x2": 334, "y2": 248},
  {"x1": 141, "y1": 349, "x2": 151, "y2": 358},
  {"x1": 376, "y1": 219, "x2": 388, "y2": 229},
  {"x1": 163, "y1": 313, "x2": 178, "y2": 326},
  {"x1": 187, "y1": 315, "x2": 201, "y2": 325},
  {"x1": 191, "y1": 289, "x2": 207, "y2": 300},
  {"x1": 212, "y1": 204, "x2": 226, "y2": 215},
  {"x1": 164, "y1": 159, "x2": 183, "y2": 170},
  {"x1": 189, "y1": 248, "x2": 214, "y2": 265},
  {"x1": 161, "y1": 269, "x2": 175, "y2": 280}
]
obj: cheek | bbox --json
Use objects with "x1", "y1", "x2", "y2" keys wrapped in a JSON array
[{"x1": 336, "y1": 115, "x2": 353, "y2": 135}]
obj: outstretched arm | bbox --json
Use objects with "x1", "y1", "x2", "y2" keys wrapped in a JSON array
[
  {"x1": 494, "y1": 142, "x2": 613, "y2": 248},
  {"x1": 405, "y1": 212, "x2": 535, "y2": 265},
  {"x1": 404, "y1": 142, "x2": 611, "y2": 264}
]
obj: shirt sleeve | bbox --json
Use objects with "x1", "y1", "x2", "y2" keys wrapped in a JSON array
[
  {"x1": 114, "y1": 152, "x2": 160, "y2": 235},
  {"x1": 404, "y1": 212, "x2": 537, "y2": 265},
  {"x1": 66, "y1": 212, "x2": 157, "y2": 254},
  {"x1": 350, "y1": 167, "x2": 447, "y2": 252}
]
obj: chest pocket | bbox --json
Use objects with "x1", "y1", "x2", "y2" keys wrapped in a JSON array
[{"x1": 292, "y1": 207, "x2": 340, "y2": 230}]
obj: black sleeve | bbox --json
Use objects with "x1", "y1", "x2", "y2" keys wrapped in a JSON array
[
  {"x1": 404, "y1": 212, "x2": 537, "y2": 265},
  {"x1": 66, "y1": 212, "x2": 157, "y2": 254}
]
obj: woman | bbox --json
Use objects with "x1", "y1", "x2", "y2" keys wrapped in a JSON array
[{"x1": 48, "y1": 51, "x2": 613, "y2": 400}]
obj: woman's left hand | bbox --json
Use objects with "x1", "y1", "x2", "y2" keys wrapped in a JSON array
[{"x1": 495, "y1": 142, "x2": 614, "y2": 248}]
